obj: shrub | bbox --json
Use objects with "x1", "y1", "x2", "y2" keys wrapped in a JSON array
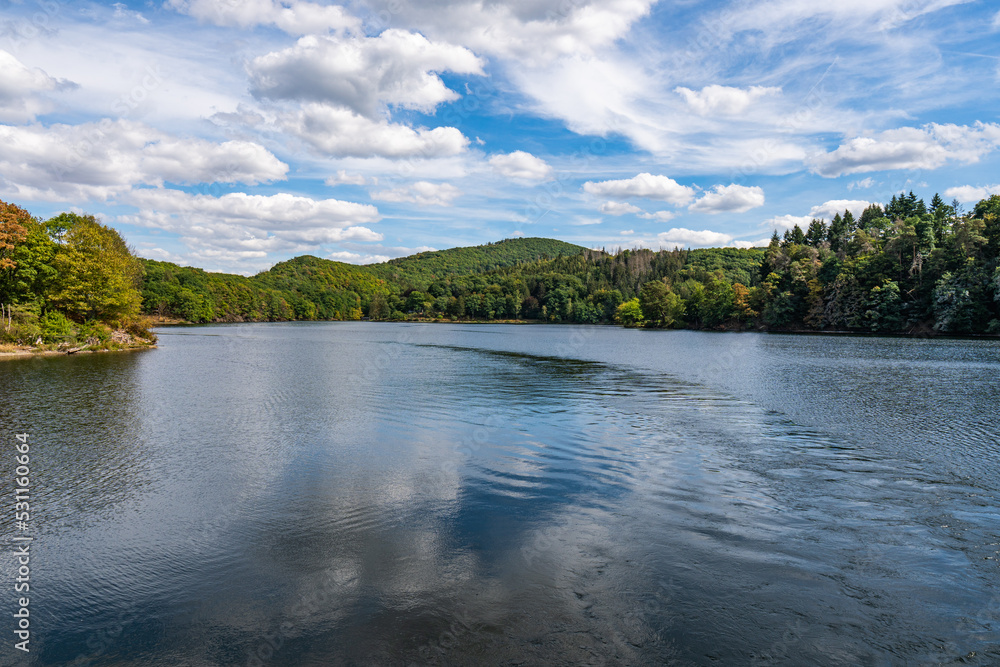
[{"x1": 40, "y1": 311, "x2": 74, "y2": 343}]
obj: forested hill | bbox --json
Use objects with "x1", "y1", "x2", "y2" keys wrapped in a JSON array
[
  {"x1": 364, "y1": 237, "x2": 586, "y2": 285},
  {"x1": 139, "y1": 237, "x2": 589, "y2": 322}
]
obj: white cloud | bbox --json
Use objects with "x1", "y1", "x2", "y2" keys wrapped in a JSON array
[
  {"x1": 371, "y1": 181, "x2": 462, "y2": 207},
  {"x1": 599, "y1": 201, "x2": 642, "y2": 216},
  {"x1": 848, "y1": 177, "x2": 876, "y2": 190},
  {"x1": 328, "y1": 250, "x2": 392, "y2": 265},
  {"x1": 325, "y1": 170, "x2": 372, "y2": 187},
  {"x1": 762, "y1": 214, "x2": 813, "y2": 231},
  {"x1": 0, "y1": 50, "x2": 69, "y2": 123},
  {"x1": 810, "y1": 122, "x2": 1000, "y2": 177},
  {"x1": 583, "y1": 173, "x2": 695, "y2": 204},
  {"x1": 249, "y1": 31, "x2": 483, "y2": 117},
  {"x1": 808, "y1": 199, "x2": 873, "y2": 218},
  {"x1": 674, "y1": 84, "x2": 780, "y2": 116},
  {"x1": 639, "y1": 210, "x2": 677, "y2": 222},
  {"x1": 689, "y1": 184, "x2": 765, "y2": 214},
  {"x1": 364, "y1": 0, "x2": 657, "y2": 65},
  {"x1": 489, "y1": 151, "x2": 553, "y2": 181},
  {"x1": 657, "y1": 228, "x2": 734, "y2": 247},
  {"x1": 120, "y1": 189, "x2": 382, "y2": 267},
  {"x1": 0, "y1": 120, "x2": 287, "y2": 202},
  {"x1": 944, "y1": 184, "x2": 1000, "y2": 203},
  {"x1": 284, "y1": 104, "x2": 468, "y2": 158},
  {"x1": 166, "y1": 0, "x2": 359, "y2": 35},
  {"x1": 732, "y1": 238, "x2": 774, "y2": 249}
]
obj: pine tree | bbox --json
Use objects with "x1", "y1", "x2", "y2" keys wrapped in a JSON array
[
  {"x1": 828, "y1": 213, "x2": 848, "y2": 252},
  {"x1": 790, "y1": 224, "x2": 807, "y2": 245},
  {"x1": 806, "y1": 219, "x2": 827, "y2": 247}
]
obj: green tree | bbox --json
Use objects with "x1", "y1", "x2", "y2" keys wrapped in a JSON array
[
  {"x1": 368, "y1": 292, "x2": 390, "y2": 320},
  {"x1": 0, "y1": 216, "x2": 58, "y2": 307},
  {"x1": 805, "y1": 219, "x2": 827, "y2": 247},
  {"x1": 614, "y1": 298, "x2": 644, "y2": 327},
  {"x1": 639, "y1": 281, "x2": 685, "y2": 327},
  {"x1": 48, "y1": 213, "x2": 144, "y2": 323}
]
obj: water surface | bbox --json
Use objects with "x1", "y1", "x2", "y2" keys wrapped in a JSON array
[{"x1": 1, "y1": 323, "x2": 998, "y2": 665}]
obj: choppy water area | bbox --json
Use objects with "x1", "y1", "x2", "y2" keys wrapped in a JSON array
[{"x1": 1, "y1": 322, "x2": 998, "y2": 665}]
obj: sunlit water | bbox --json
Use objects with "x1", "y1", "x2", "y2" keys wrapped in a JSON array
[{"x1": 1, "y1": 323, "x2": 998, "y2": 666}]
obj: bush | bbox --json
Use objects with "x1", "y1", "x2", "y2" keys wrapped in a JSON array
[
  {"x1": 40, "y1": 311, "x2": 74, "y2": 343},
  {"x1": 123, "y1": 316, "x2": 156, "y2": 341},
  {"x1": 77, "y1": 320, "x2": 112, "y2": 347}
]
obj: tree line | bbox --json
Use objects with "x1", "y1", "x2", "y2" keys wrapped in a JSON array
[{"x1": 3, "y1": 190, "x2": 999, "y2": 341}]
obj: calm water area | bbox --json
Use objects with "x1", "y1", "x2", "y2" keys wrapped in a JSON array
[{"x1": 1, "y1": 322, "x2": 998, "y2": 665}]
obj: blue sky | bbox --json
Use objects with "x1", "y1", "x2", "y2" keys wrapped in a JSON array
[{"x1": 1, "y1": 0, "x2": 999, "y2": 273}]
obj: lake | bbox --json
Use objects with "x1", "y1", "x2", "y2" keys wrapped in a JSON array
[{"x1": 1, "y1": 322, "x2": 998, "y2": 665}]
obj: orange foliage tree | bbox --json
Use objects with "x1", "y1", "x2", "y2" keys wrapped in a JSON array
[{"x1": 0, "y1": 200, "x2": 32, "y2": 270}]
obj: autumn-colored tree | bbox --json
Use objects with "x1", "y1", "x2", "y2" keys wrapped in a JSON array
[{"x1": 0, "y1": 200, "x2": 32, "y2": 270}]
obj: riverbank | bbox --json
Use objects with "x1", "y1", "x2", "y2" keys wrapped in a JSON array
[{"x1": 0, "y1": 330, "x2": 157, "y2": 361}]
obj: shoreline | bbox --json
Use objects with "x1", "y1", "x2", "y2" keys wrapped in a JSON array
[
  {"x1": 147, "y1": 317, "x2": 1000, "y2": 340},
  {"x1": 0, "y1": 343, "x2": 156, "y2": 361}
]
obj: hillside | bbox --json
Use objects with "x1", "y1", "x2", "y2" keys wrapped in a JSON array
[
  {"x1": 139, "y1": 237, "x2": 589, "y2": 323},
  {"x1": 362, "y1": 237, "x2": 587, "y2": 287}
]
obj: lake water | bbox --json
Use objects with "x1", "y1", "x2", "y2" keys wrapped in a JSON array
[{"x1": 1, "y1": 322, "x2": 999, "y2": 666}]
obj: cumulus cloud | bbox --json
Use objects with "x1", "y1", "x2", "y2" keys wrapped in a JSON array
[
  {"x1": 360, "y1": 0, "x2": 656, "y2": 65},
  {"x1": 639, "y1": 210, "x2": 677, "y2": 222},
  {"x1": 0, "y1": 120, "x2": 287, "y2": 202},
  {"x1": 599, "y1": 201, "x2": 642, "y2": 216},
  {"x1": 762, "y1": 214, "x2": 813, "y2": 231},
  {"x1": 120, "y1": 189, "x2": 381, "y2": 267},
  {"x1": 329, "y1": 250, "x2": 392, "y2": 265},
  {"x1": 284, "y1": 104, "x2": 468, "y2": 158},
  {"x1": 325, "y1": 170, "x2": 372, "y2": 186},
  {"x1": 658, "y1": 228, "x2": 734, "y2": 247},
  {"x1": 944, "y1": 184, "x2": 1000, "y2": 203},
  {"x1": 810, "y1": 122, "x2": 1000, "y2": 177},
  {"x1": 166, "y1": 0, "x2": 359, "y2": 35},
  {"x1": 249, "y1": 31, "x2": 483, "y2": 117},
  {"x1": 371, "y1": 181, "x2": 462, "y2": 206},
  {"x1": 0, "y1": 50, "x2": 71, "y2": 123},
  {"x1": 688, "y1": 184, "x2": 765, "y2": 213},
  {"x1": 674, "y1": 84, "x2": 780, "y2": 116},
  {"x1": 807, "y1": 199, "x2": 873, "y2": 218},
  {"x1": 489, "y1": 151, "x2": 553, "y2": 180},
  {"x1": 583, "y1": 173, "x2": 695, "y2": 204}
]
